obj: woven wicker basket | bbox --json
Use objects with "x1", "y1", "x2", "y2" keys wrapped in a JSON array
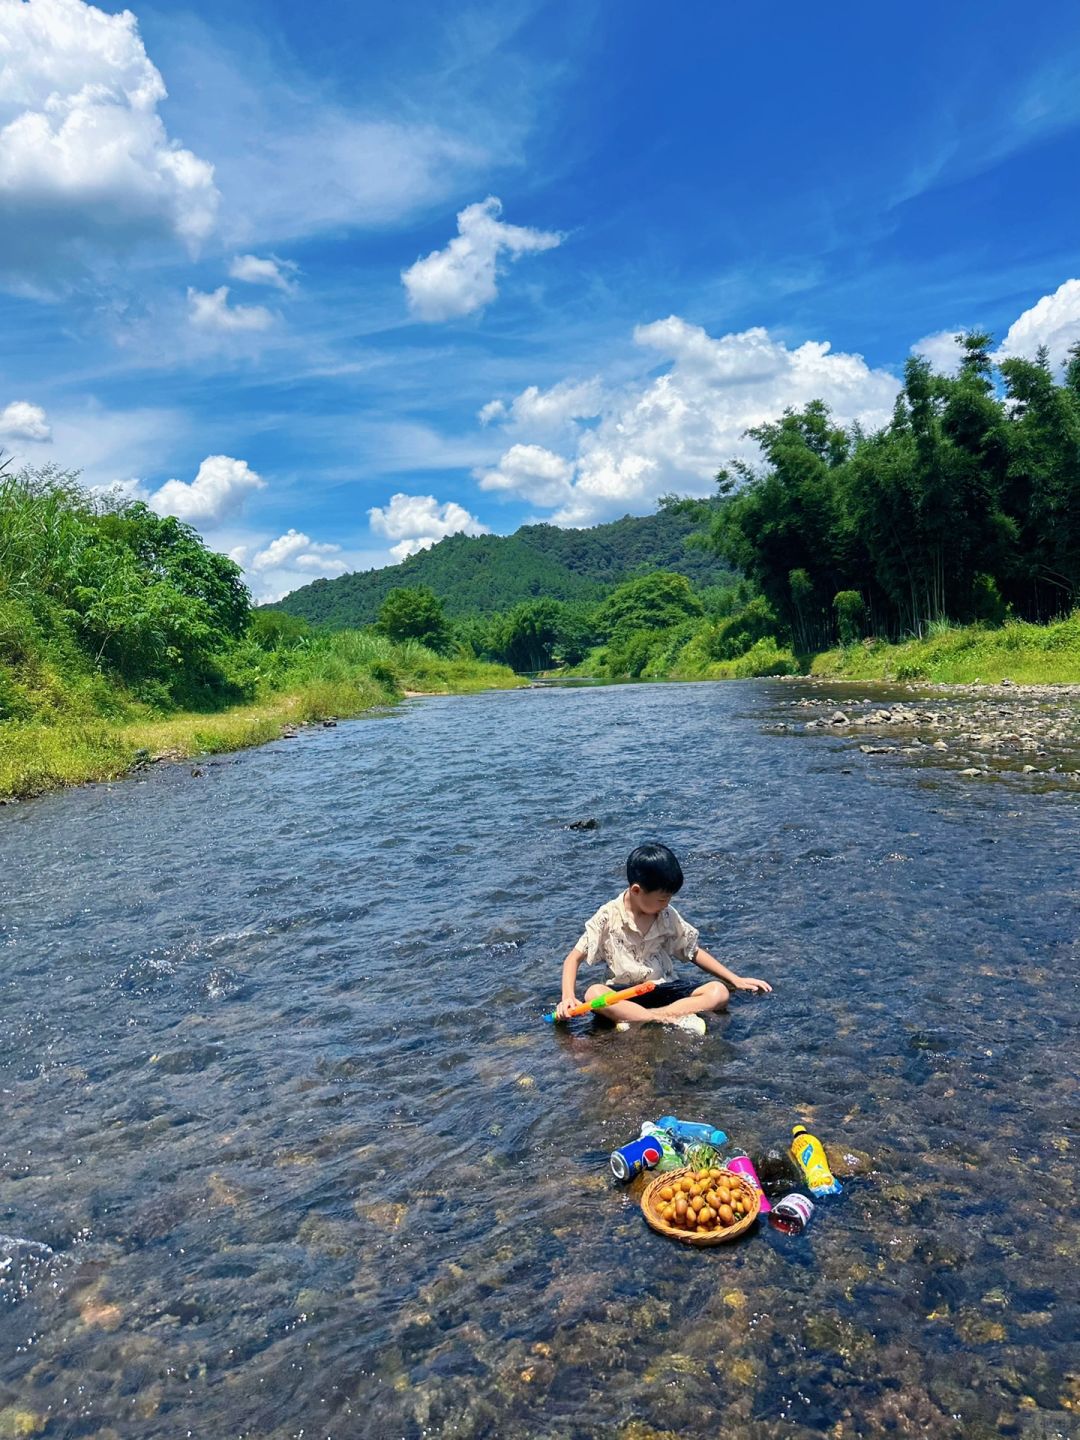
[{"x1": 641, "y1": 1166, "x2": 761, "y2": 1245}]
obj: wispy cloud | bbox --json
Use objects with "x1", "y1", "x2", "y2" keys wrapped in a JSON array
[
  {"x1": 893, "y1": 47, "x2": 1080, "y2": 208},
  {"x1": 187, "y1": 286, "x2": 276, "y2": 333},
  {"x1": 229, "y1": 254, "x2": 300, "y2": 293},
  {"x1": 150, "y1": 17, "x2": 510, "y2": 248}
]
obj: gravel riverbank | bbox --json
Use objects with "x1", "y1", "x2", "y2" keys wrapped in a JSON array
[{"x1": 772, "y1": 679, "x2": 1080, "y2": 786}]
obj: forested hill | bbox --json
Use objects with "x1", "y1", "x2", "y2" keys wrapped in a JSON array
[{"x1": 274, "y1": 507, "x2": 735, "y2": 625}]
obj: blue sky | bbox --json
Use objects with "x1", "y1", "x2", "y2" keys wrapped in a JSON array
[{"x1": 3, "y1": 0, "x2": 1080, "y2": 599}]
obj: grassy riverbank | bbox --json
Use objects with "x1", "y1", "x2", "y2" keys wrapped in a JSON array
[
  {"x1": 808, "y1": 611, "x2": 1080, "y2": 685},
  {"x1": 554, "y1": 611, "x2": 1080, "y2": 686},
  {"x1": 0, "y1": 468, "x2": 519, "y2": 802},
  {"x1": 0, "y1": 638, "x2": 518, "y2": 801}
]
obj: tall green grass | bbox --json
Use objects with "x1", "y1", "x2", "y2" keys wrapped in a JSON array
[
  {"x1": 0, "y1": 628, "x2": 518, "y2": 801},
  {"x1": 0, "y1": 464, "x2": 520, "y2": 799},
  {"x1": 809, "y1": 611, "x2": 1080, "y2": 683}
]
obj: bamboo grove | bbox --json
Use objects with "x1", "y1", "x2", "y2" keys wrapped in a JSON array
[{"x1": 707, "y1": 333, "x2": 1080, "y2": 650}]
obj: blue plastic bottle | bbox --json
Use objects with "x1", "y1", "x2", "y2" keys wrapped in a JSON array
[{"x1": 655, "y1": 1116, "x2": 728, "y2": 1149}]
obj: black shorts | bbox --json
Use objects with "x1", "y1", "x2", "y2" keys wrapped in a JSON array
[{"x1": 594, "y1": 978, "x2": 701, "y2": 1020}]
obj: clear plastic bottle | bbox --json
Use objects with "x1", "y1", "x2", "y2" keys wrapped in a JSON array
[{"x1": 655, "y1": 1116, "x2": 728, "y2": 1149}]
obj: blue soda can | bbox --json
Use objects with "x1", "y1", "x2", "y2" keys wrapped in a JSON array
[{"x1": 610, "y1": 1134, "x2": 663, "y2": 1182}]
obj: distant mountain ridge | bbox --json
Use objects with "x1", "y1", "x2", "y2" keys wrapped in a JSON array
[{"x1": 273, "y1": 509, "x2": 734, "y2": 625}]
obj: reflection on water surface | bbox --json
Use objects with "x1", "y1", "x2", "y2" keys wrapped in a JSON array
[{"x1": 1, "y1": 681, "x2": 1077, "y2": 1439}]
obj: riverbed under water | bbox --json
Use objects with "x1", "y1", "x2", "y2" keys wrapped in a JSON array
[{"x1": 1, "y1": 680, "x2": 1077, "y2": 1439}]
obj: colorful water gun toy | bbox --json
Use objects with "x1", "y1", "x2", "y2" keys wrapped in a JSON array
[{"x1": 543, "y1": 982, "x2": 656, "y2": 1023}]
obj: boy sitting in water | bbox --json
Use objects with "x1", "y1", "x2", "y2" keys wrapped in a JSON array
[{"x1": 555, "y1": 843, "x2": 771, "y2": 1035}]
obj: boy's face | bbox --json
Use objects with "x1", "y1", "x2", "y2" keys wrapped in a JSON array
[{"x1": 629, "y1": 885, "x2": 673, "y2": 916}]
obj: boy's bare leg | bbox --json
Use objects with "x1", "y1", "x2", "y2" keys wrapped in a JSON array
[{"x1": 583, "y1": 982, "x2": 728, "y2": 1025}]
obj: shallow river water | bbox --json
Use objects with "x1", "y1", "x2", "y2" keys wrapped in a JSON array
[{"x1": 1, "y1": 680, "x2": 1078, "y2": 1440}]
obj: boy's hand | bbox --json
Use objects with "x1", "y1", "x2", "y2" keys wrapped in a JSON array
[
  {"x1": 554, "y1": 996, "x2": 580, "y2": 1020},
  {"x1": 733, "y1": 975, "x2": 772, "y2": 994}
]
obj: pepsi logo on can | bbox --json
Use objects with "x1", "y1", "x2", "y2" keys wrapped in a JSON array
[{"x1": 610, "y1": 1135, "x2": 663, "y2": 1182}]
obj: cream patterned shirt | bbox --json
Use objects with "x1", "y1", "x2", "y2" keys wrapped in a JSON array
[{"x1": 576, "y1": 892, "x2": 701, "y2": 988}]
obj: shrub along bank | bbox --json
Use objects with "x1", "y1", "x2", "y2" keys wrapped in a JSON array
[
  {"x1": 373, "y1": 572, "x2": 1080, "y2": 687},
  {"x1": 0, "y1": 467, "x2": 516, "y2": 800}
]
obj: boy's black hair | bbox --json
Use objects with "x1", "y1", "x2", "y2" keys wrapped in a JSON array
[{"x1": 626, "y1": 843, "x2": 683, "y2": 894}]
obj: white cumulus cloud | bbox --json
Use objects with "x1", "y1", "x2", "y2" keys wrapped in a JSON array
[
  {"x1": 0, "y1": 0, "x2": 218, "y2": 291},
  {"x1": 480, "y1": 316, "x2": 901, "y2": 527},
  {"x1": 476, "y1": 443, "x2": 575, "y2": 508},
  {"x1": 911, "y1": 329, "x2": 967, "y2": 377},
  {"x1": 149, "y1": 455, "x2": 265, "y2": 523},
  {"x1": 478, "y1": 399, "x2": 508, "y2": 425},
  {"x1": 386, "y1": 539, "x2": 432, "y2": 561},
  {"x1": 187, "y1": 286, "x2": 275, "y2": 333},
  {"x1": 0, "y1": 399, "x2": 51, "y2": 441},
  {"x1": 228, "y1": 528, "x2": 369, "y2": 604},
  {"x1": 402, "y1": 196, "x2": 561, "y2": 322},
  {"x1": 228, "y1": 253, "x2": 299, "y2": 292},
  {"x1": 251, "y1": 528, "x2": 345, "y2": 573},
  {"x1": 479, "y1": 378, "x2": 603, "y2": 434},
  {"x1": 368, "y1": 491, "x2": 489, "y2": 561},
  {"x1": 997, "y1": 278, "x2": 1080, "y2": 370}
]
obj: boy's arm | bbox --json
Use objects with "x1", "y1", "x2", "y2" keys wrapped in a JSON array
[
  {"x1": 691, "y1": 946, "x2": 773, "y2": 994},
  {"x1": 555, "y1": 947, "x2": 586, "y2": 1019}
]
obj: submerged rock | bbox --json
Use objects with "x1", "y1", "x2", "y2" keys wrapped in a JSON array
[
  {"x1": 149, "y1": 1045, "x2": 224, "y2": 1074},
  {"x1": 0, "y1": 1409, "x2": 48, "y2": 1438},
  {"x1": 825, "y1": 1143, "x2": 874, "y2": 1178},
  {"x1": 0, "y1": 1236, "x2": 55, "y2": 1306}
]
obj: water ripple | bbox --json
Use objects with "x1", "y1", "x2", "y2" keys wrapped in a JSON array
[{"x1": 0, "y1": 681, "x2": 1077, "y2": 1439}]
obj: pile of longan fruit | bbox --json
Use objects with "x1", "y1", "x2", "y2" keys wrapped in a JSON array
[{"x1": 653, "y1": 1168, "x2": 750, "y2": 1233}]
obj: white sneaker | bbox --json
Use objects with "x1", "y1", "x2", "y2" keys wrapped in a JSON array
[{"x1": 667, "y1": 1014, "x2": 706, "y2": 1036}]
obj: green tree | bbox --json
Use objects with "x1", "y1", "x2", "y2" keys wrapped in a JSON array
[
  {"x1": 697, "y1": 596, "x2": 782, "y2": 661},
  {"x1": 492, "y1": 599, "x2": 564, "y2": 672},
  {"x1": 551, "y1": 603, "x2": 597, "y2": 666},
  {"x1": 998, "y1": 350, "x2": 1080, "y2": 617},
  {"x1": 833, "y1": 590, "x2": 867, "y2": 646},
  {"x1": 708, "y1": 401, "x2": 848, "y2": 641},
  {"x1": 251, "y1": 609, "x2": 313, "y2": 649},
  {"x1": 376, "y1": 586, "x2": 451, "y2": 652},
  {"x1": 0, "y1": 466, "x2": 253, "y2": 704},
  {"x1": 594, "y1": 571, "x2": 703, "y2": 639},
  {"x1": 98, "y1": 503, "x2": 251, "y2": 639}
]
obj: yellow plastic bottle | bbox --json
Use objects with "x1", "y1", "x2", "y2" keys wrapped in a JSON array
[{"x1": 789, "y1": 1124, "x2": 842, "y2": 1196}]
